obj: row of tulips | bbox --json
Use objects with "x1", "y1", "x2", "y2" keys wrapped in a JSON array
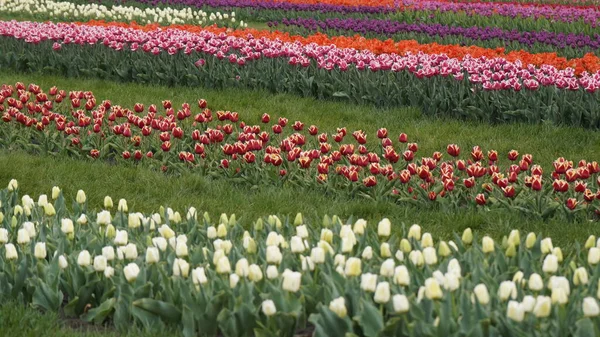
[
  {"x1": 1, "y1": 21, "x2": 600, "y2": 128},
  {"x1": 270, "y1": 17, "x2": 600, "y2": 59},
  {"x1": 2, "y1": 81, "x2": 600, "y2": 221},
  {"x1": 0, "y1": 0, "x2": 248, "y2": 28},
  {"x1": 1, "y1": 179, "x2": 600, "y2": 336}
]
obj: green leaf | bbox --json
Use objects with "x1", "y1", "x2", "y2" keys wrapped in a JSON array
[
  {"x1": 574, "y1": 318, "x2": 596, "y2": 337},
  {"x1": 84, "y1": 298, "x2": 116, "y2": 324},
  {"x1": 354, "y1": 299, "x2": 384, "y2": 337},
  {"x1": 132, "y1": 298, "x2": 182, "y2": 324}
]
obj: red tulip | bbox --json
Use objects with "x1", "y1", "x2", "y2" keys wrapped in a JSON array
[
  {"x1": 292, "y1": 121, "x2": 304, "y2": 131},
  {"x1": 161, "y1": 141, "x2": 171, "y2": 152},
  {"x1": 446, "y1": 144, "x2": 460, "y2": 157},
  {"x1": 522, "y1": 154, "x2": 533, "y2": 164},
  {"x1": 90, "y1": 149, "x2": 100, "y2": 158},
  {"x1": 270, "y1": 154, "x2": 283, "y2": 166},
  {"x1": 352, "y1": 130, "x2": 367, "y2": 145},
  {"x1": 507, "y1": 150, "x2": 519, "y2": 161},
  {"x1": 584, "y1": 189, "x2": 596, "y2": 202},
  {"x1": 243, "y1": 152, "x2": 256, "y2": 163},
  {"x1": 220, "y1": 159, "x2": 229, "y2": 168},
  {"x1": 565, "y1": 198, "x2": 578, "y2": 210},
  {"x1": 298, "y1": 156, "x2": 312, "y2": 169},
  {"x1": 471, "y1": 146, "x2": 483, "y2": 162},
  {"x1": 552, "y1": 179, "x2": 569, "y2": 192},
  {"x1": 172, "y1": 127, "x2": 184, "y2": 139},
  {"x1": 531, "y1": 165, "x2": 543, "y2": 176},
  {"x1": 159, "y1": 132, "x2": 170, "y2": 142},
  {"x1": 574, "y1": 181, "x2": 587, "y2": 193},
  {"x1": 198, "y1": 99, "x2": 207, "y2": 109},
  {"x1": 443, "y1": 179, "x2": 455, "y2": 191},
  {"x1": 502, "y1": 185, "x2": 515, "y2": 198},
  {"x1": 402, "y1": 150, "x2": 414, "y2": 162},
  {"x1": 278, "y1": 117, "x2": 288, "y2": 127},
  {"x1": 456, "y1": 160, "x2": 466, "y2": 171},
  {"x1": 578, "y1": 167, "x2": 591, "y2": 180},
  {"x1": 565, "y1": 169, "x2": 578, "y2": 182},
  {"x1": 463, "y1": 177, "x2": 476, "y2": 188},
  {"x1": 407, "y1": 143, "x2": 418, "y2": 153},
  {"x1": 261, "y1": 113, "x2": 270, "y2": 123},
  {"x1": 428, "y1": 191, "x2": 437, "y2": 201},
  {"x1": 318, "y1": 133, "x2": 328, "y2": 143},
  {"x1": 134, "y1": 150, "x2": 143, "y2": 161},
  {"x1": 475, "y1": 193, "x2": 486, "y2": 205},
  {"x1": 146, "y1": 151, "x2": 154, "y2": 158},
  {"x1": 122, "y1": 151, "x2": 131, "y2": 159},
  {"x1": 399, "y1": 170, "x2": 411, "y2": 184},
  {"x1": 308, "y1": 125, "x2": 318, "y2": 135},
  {"x1": 398, "y1": 133, "x2": 408, "y2": 143},
  {"x1": 363, "y1": 176, "x2": 377, "y2": 187},
  {"x1": 134, "y1": 103, "x2": 144, "y2": 113},
  {"x1": 279, "y1": 169, "x2": 287, "y2": 176},
  {"x1": 377, "y1": 128, "x2": 388, "y2": 139},
  {"x1": 531, "y1": 176, "x2": 542, "y2": 191},
  {"x1": 553, "y1": 157, "x2": 571, "y2": 174},
  {"x1": 272, "y1": 124, "x2": 282, "y2": 134}
]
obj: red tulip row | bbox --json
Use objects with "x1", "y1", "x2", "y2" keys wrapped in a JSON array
[{"x1": 1, "y1": 81, "x2": 599, "y2": 219}]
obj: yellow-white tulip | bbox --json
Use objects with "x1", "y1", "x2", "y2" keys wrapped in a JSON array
[
  {"x1": 380, "y1": 259, "x2": 395, "y2": 277},
  {"x1": 344, "y1": 257, "x2": 361, "y2": 277},
  {"x1": 360, "y1": 273, "x2": 378, "y2": 292},
  {"x1": 393, "y1": 294, "x2": 410, "y2": 313},
  {"x1": 377, "y1": 218, "x2": 391, "y2": 237},
  {"x1": 77, "y1": 250, "x2": 91, "y2": 267},
  {"x1": 374, "y1": 282, "x2": 391, "y2": 304},
  {"x1": 124, "y1": 263, "x2": 140, "y2": 282},
  {"x1": 329, "y1": 297, "x2": 347, "y2": 318},
  {"x1": 93, "y1": 256, "x2": 107, "y2": 272}
]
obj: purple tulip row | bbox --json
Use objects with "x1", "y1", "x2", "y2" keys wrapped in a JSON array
[{"x1": 272, "y1": 17, "x2": 600, "y2": 51}]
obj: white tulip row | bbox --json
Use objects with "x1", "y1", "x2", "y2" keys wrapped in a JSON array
[{"x1": 0, "y1": 0, "x2": 248, "y2": 27}]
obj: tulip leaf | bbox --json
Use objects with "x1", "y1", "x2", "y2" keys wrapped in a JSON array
[
  {"x1": 309, "y1": 304, "x2": 352, "y2": 337},
  {"x1": 574, "y1": 318, "x2": 596, "y2": 337},
  {"x1": 354, "y1": 299, "x2": 384, "y2": 337},
  {"x1": 84, "y1": 298, "x2": 116, "y2": 324},
  {"x1": 32, "y1": 280, "x2": 63, "y2": 312},
  {"x1": 132, "y1": 298, "x2": 182, "y2": 324}
]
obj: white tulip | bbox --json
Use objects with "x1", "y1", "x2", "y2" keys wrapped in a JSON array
[
  {"x1": 424, "y1": 278, "x2": 443, "y2": 300},
  {"x1": 506, "y1": 301, "x2": 524, "y2": 322},
  {"x1": 588, "y1": 247, "x2": 600, "y2": 265},
  {"x1": 393, "y1": 294, "x2": 410, "y2": 313},
  {"x1": 266, "y1": 265, "x2": 278, "y2": 279},
  {"x1": 360, "y1": 273, "x2": 378, "y2": 292},
  {"x1": 329, "y1": 297, "x2": 347, "y2": 318},
  {"x1": 377, "y1": 218, "x2": 391, "y2": 237},
  {"x1": 58, "y1": 255, "x2": 68, "y2": 269},
  {"x1": 113, "y1": 229, "x2": 128, "y2": 246},
  {"x1": 34, "y1": 242, "x2": 46, "y2": 259},
  {"x1": 380, "y1": 242, "x2": 392, "y2": 258},
  {"x1": 96, "y1": 210, "x2": 111, "y2": 226},
  {"x1": 540, "y1": 238, "x2": 553, "y2": 254},
  {"x1": 261, "y1": 300, "x2": 276, "y2": 316},
  {"x1": 282, "y1": 271, "x2": 301, "y2": 292},
  {"x1": 192, "y1": 267, "x2": 208, "y2": 285},
  {"x1": 290, "y1": 236, "x2": 305, "y2": 253},
  {"x1": 235, "y1": 258, "x2": 249, "y2": 277},
  {"x1": 380, "y1": 259, "x2": 395, "y2": 277},
  {"x1": 229, "y1": 273, "x2": 240, "y2": 288},
  {"x1": 521, "y1": 295, "x2": 536, "y2": 312},
  {"x1": 266, "y1": 246, "x2": 282, "y2": 265},
  {"x1": 216, "y1": 256, "x2": 231, "y2": 274},
  {"x1": 374, "y1": 282, "x2": 391, "y2": 304},
  {"x1": 353, "y1": 219, "x2": 366, "y2": 235},
  {"x1": 0, "y1": 228, "x2": 8, "y2": 243},
  {"x1": 310, "y1": 247, "x2": 325, "y2": 264},
  {"x1": 296, "y1": 225, "x2": 309, "y2": 239},
  {"x1": 574, "y1": 267, "x2": 589, "y2": 286},
  {"x1": 393, "y1": 265, "x2": 410, "y2": 286},
  {"x1": 124, "y1": 263, "x2": 140, "y2": 282},
  {"x1": 93, "y1": 255, "x2": 107, "y2": 272},
  {"x1": 60, "y1": 218, "x2": 74, "y2": 235},
  {"x1": 104, "y1": 266, "x2": 115, "y2": 278},
  {"x1": 482, "y1": 236, "x2": 494, "y2": 253},
  {"x1": 17, "y1": 229, "x2": 30, "y2": 244},
  {"x1": 77, "y1": 250, "x2": 91, "y2": 267},
  {"x1": 152, "y1": 237, "x2": 168, "y2": 252},
  {"x1": 5, "y1": 243, "x2": 18, "y2": 260},
  {"x1": 407, "y1": 224, "x2": 421, "y2": 240},
  {"x1": 145, "y1": 247, "x2": 160, "y2": 264},
  {"x1": 498, "y1": 281, "x2": 517, "y2": 301},
  {"x1": 474, "y1": 284, "x2": 490, "y2": 305},
  {"x1": 173, "y1": 258, "x2": 190, "y2": 278},
  {"x1": 175, "y1": 241, "x2": 188, "y2": 257},
  {"x1": 542, "y1": 254, "x2": 558, "y2": 273},
  {"x1": 583, "y1": 297, "x2": 600, "y2": 317},
  {"x1": 206, "y1": 226, "x2": 217, "y2": 239},
  {"x1": 533, "y1": 296, "x2": 551, "y2": 317},
  {"x1": 423, "y1": 247, "x2": 437, "y2": 265},
  {"x1": 248, "y1": 264, "x2": 263, "y2": 282},
  {"x1": 344, "y1": 257, "x2": 361, "y2": 277},
  {"x1": 76, "y1": 190, "x2": 86, "y2": 204},
  {"x1": 528, "y1": 273, "x2": 544, "y2": 291},
  {"x1": 409, "y1": 250, "x2": 424, "y2": 267}
]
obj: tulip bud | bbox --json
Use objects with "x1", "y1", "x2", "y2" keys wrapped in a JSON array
[
  {"x1": 77, "y1": 214, "x2": 87, "y2": 225},
  {"x1": 146, "y1": 247, "x2": 160, "y2": 264},
  {"x1": 293, "y1": 213, "x2": 303, "y2": 226},
  {"x1": 158, "y1": 225, "x2": 175, "y2": 239},
  {"x1": 217, "y1": 223, "x2": 227, "y2": 238},
  {"x1": 124, "y1": 263, "x2": 140, "y2": 282},
  {"x1": 5, "y1": 243, "x2": 18, "y2": 260},
  {"x1": 320, "y1": 229, "x2": 333, "y2": 243},
  {"x1": 60, "y1": 218, "x2": 74, "y2": 236},
  {"x1": 52, "y1": 186, "x2": 61, "y2": 200},
  {"x1": 521, "y1": 295, "x2": 536, "y2": 312},
  {"x1": 345, "y1": 257, "x2": 361, "y2": 277},
  {"x1": 229, "y1": 273, "x2": 240, "y2": 288},
  {"x1": 438, "y1": 241, "x2": 451, "y2": 257},
  {"x1": 473, "y1": 284, "x2": 490, "y2": 305},
  {"x1": 7, "y1": 179, "x2": 18, "y2": 191},
  {"x1": 103, "y1": 196, "x2": 113, "y2": 209},
  {"x1": 114, "y1": 229, "x2": 128, "y2": 246},
  {"x1": 175, "y1": 241, "x2": 188, "y2": 257},
  {"x1": 243, "y1": 236, "x2": 257, "y2": 254},
  {"x1": 574, "y1": 267, "x2": 589, "y2": 286},
  {"x1": 362, "y1": 246, "x2": 373, "y2": 260},
  {"x1": 77, "y1": 250, "x2": 91, "y2": 267},
  {"x1": 377, "y1": 218, "x2": 391, "y2": 237},
  {"x1": 282, "y1": 270, "x2": 301, "y2": 292},
  {"x1": 374, "y1": 282, "x2": 391, "y2": 304},
  {"x1": 498, "y1": 281, "x2": 517, "y2": 301},
  {"x1": 407, "y1": 224, "x2": 421, "y2": 240},
  {"x1": 542, "y1": 254, "x2": 558, "y2": 273},
  {"x1": 588, "y1": 247, "x2": 600, "y2": 265},
  {"x1": 553, "y1": 247, "x2": 563, "y2": 262},
  {"x1": 37, "y1": 195, "x2": 48, "y2": 208},
  {"x1": 58, "y1": 255, "x2": 68, "y2": 269},
  {"x1": 393, "y1": 265, "x2": 410, "y2": 286},
  {"x1": 216, "y1": 256, "x2": 231, "y2": 274},
  {"x1": 265, "y1": 265, "x2": 278, "y2": 279},
  {"x1": 409, "y1": 250, "x2": 424, "y2": 267},
  {"x1": 102, "y1": 246, "x2": 115, "y2": 261},
  {"x1": 505, "y1": 244, "x2": 517, "y2": 258},
  {"x1": 329, "y1": 297, "x2": 347, "y2": 318},
  {"x1": 583, "y1": 297, "x2": 600, "y2": 317},
  {"x1": 506, "y1": 301, "x2": 524, "y2": 322},
  {"x1": 585, "y1": 235, "x2": 596, "y2": 249},
  {"x1": 261, "y1": 300, "x2": 276, "y2": 317},
  {"x1": 398, "y1": 239, "x2": 411, "y2": 254},
  {"x1": 421, "y1": 233, "x2": 433, "y2": 248},
  {"x1": 380, "y1": 243, "x2": 391, "y2": 258},
  {"x1": 122, "y1": 243, "x2": 138, "y2": 260},
  {"x1": 482, "y1": 236, "x2": 494, "y2": 253},
  {"x1": 117, "y1": 199, "x2": 128, "y2": 212},
  {"x1": 76, "y1": 190, "x2": 86, "y2": 204},
  {"x1": 525, "y1": 232, "x2": 537, "y2": 249},
  {"x1": 461, "y1": 228, "x2": 473, "y2": 245},
  {"x1": 173, "y1": 258, "x2": 190, "y2": 277},
  {"x1": 425, "y1": 278, "x2": 443, "y2": 300},
  {"x1": 266, "y1": 246, "x2": 282, "y2": 265},
  {"x1": 296, "y1": 225, "x2": 309, "y2": 239},
  {"x1": 380, "y1": 259, "x2": 395, "y2": 277},
  {"x1": 235, "y1": 258, "x2": 249, "y2": 277},
  {"x1": 192, "y1": 267, "x2": 208, "y2": 286},
  {"x1": 393, "y1": 294, "x2": 410, "y2": 313},
  {"x1": 447, "y1": 258, "x2": 462, "y2": 278},
  {"x1": 528, "y1": 273, "x2": 544, "y2": 291},
  {"x1": 34, "y1": 242, "x2": 46, "y2": 259},
  {"x1": 513, "y1": 271, "x2": 524, "y2": 284},
  {"x1": 551, "y1": 288, "x2": 568, "y2": 305},
  {"x1": 17, "y1": 229, "x2": 30, "y2": 245}
]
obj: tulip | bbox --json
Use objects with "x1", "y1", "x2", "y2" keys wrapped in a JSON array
[
  {"x1": 266, "y1": 232, "x2": 280, "y2": 247},
  {"x1": 584, "y1": 235, "x2": 596, "y2": 249},
  {"x1": 583, "y1": 297, "x2": 600, "y2": 317},
  {"x1": 353, "y1": 219, "x2": 366, "y2": 235},
  {"x1": 400, "y1": 239, "x2": 412, "y2": 253},
  {"x1": 175, "y1": 241, "x2": 188, "y2": 257},
  {"x1": 117, "y1": 199, "x2": 128, "y2": 212},
  {"x1": 173, "y1": 258, "x2": 191, "y2": 278},
  {"x1": 158, "y1": 225, "x2": 175, "y2": 239},
  {"x1": 507, "y1": 230, "x2": 520, "y2": 246},
  {"x1": 34, "y1": 242, "x2": 46, "y2": 259},
  {"x1": 152, "y1": 237, "x2": 167, "y2": 252},
  {"x1": 409, "y1": 250, "x2": 424, "y2": 267},
  {"x1": 122, "y1": 243, "x2": 138, "y2": 260},
  {"x1": 552, "y1": 248, "x2": 563, "y2": 262},
  {"x1": 76, "y1": 190, "x2": 86, "y2": 204},
  {"x1": 588, "y1": 247, "x2": 600, "y2": 265},
  {"x1": 246, "y1": 264, "x2": 263, "y2": 282},
  {"x1": 525, "y1": 232, "x2": 537, "y2": 249},
  {"x1": 379, "y1": 259, "x2": 395, "y2": 277},
  {"x1": 421, "y1": 233, "x2": 434, "y2": 248},
  {"x1": 192, "y1": 267, "x2": 208, "y2": 285},
  {"x1": 44, "y1": 203, "x2": 56, "y2": 216},
  {"x1": 215, "y1": 256, "x2": 231, "y2": 274},
  {"x1": 229, "y1": 273, "x2": 240, "y2": 288},
  {"x1": 542, "y1": 254, "x2": 558, "y2": 273},
  {"x1": 93, "y1": 256, "x2": 107, "y2": 272},
  {"x1": 361, "y1": 273, "x2": 378, "y2": 292},
  {"x1": 310, "y1": 247, "x2": 325, "y2": 264},
  {"x1": 423, "y1": 247, "x2": 437, "y2": 265},
  {"x1": 102, "y1": 246, "x2": 115, "y2": 261},
  {"x1": 282, "y1": 270, "x2": 301, "y2": 292},
  {"x1": 5, "y1": 243, "x2": 18, "y2": 260},
  {"x1": 393, "y1": 265, "x2": 410, "y2": 286},
  {"x1": 444, "y1": 273, "x2": 460, "y2": 291},
  {"x1": 145, "y1": 247, "x2": 160, "y2": 264},
  {"x1": 521, "y1": 295, "x2": 536, "y2": 312},
  {"x1": 482, "y1": 236, "x2": 494, "y2": 253},
  {"x1": 498, "y1": 281, "x2": 517, "y2": 301},
  {"x1": 77, "y1": 250, "x2": 91, "y2": 267},
  {"x1": 393, "y1": 294, "x2": 410, "y2": 313},
  {"x1": 321, "y1": 229, "x2": 333, "y2": 243},
  {"x1": 462, "y1": 228, "x2": 473, "y2": 245},
  {"x1": 341, "y1": 257, "x2": 361, "y2": 277},
  {"x1": 377, "y1": 218, "x2": 391, "y2": 237},
  {"x1": 374, "y1": 282, "x2": 391, "y2": 304},
  {"x1": 0, "y1": 228, "x2": 7, "y2": 244},
  {"x1": 261, "y1": 300, "x2": 276, "y2": 317},
  {"x1": 217, "y1": 223, "x2": 227, "y2": 238},
  {"x1": 124, "y1": 263, "x2": 140, "y2": 282},
  {"x1": 243, "y1": 237, "x2": 257, "y2": 254},
  {"x1": 266, "y1": 246, "x2": 282, "y2": 265},
  {"x1": 507, "y1": 301, "x2": 524, "y2": 322},
  {"x1": 425, "y1": 278, "x2": 443, "y2": 300},
  {"x1": 266, "y1": 265, "x2": 278, "y2": 279},
  {"x1": 114, "y1": 230, "x2": 128, "y2": 246},
  {"x1": 102, "y1": 266, "x2": 114, "y2": 279},
  {"x1": 58, "y1": 255, "x2": 68, "y2": 269},
  {"x1": 17, "y1": 229, "x2": 30, "y2": 245},
  {"x1": 541, "y1": 238, "x2": 553, "y2": 254},
  {"x1": 329, "y1": 297, "x2": 347, "y2": 318},
  {"x1": 528, "y1": 273, "x2": 544, "y2": 291},
  {"x1": 103, "y1": 196, "x2": 113, "y2": 209},
  {"x1": 76, "y1": 214, "x2": 87, "y2": 225},
  {"x1": 407, "y1": 224, "x2": 421, "y2": 240},
  {"x1": 296, "y1": 225, "x2": 309, "y2": 239},
  {"x1": 548, "y1": 276, "x2": 570, "y2": 296},
  {"x1": 96, "y1": 210, "x2": 111, "y2": 226},
  {"x1": 7, "y1": 179, "x2": 18, "y2": 191},
  {"x1": 235, "y1": 258, "x2": 249, "y2": 277},
  {"x1": 505, "y1": 244, "x2": 517, "y2": 258},
  {"x1": 474, "y1": 284, "x2": 490, "y2": 305},
  {"x1": 51, "y1": 186, "x2": 61, "y2": 200},
  {"x1": 552, "y1": 288, "x2": 568, "y2": 304},
  {"x1": 574, "y1": 267, "x2": 589, "y2": 286},
  {"x1": 37, "y1": 195, "x2": 48, "y2": 208},
  {"x1": 447, "y1": 259, "x2": 462, "y2": 278},
  {"x1": 438, "y1": 241, "x2": 451, "y2": 257}
]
